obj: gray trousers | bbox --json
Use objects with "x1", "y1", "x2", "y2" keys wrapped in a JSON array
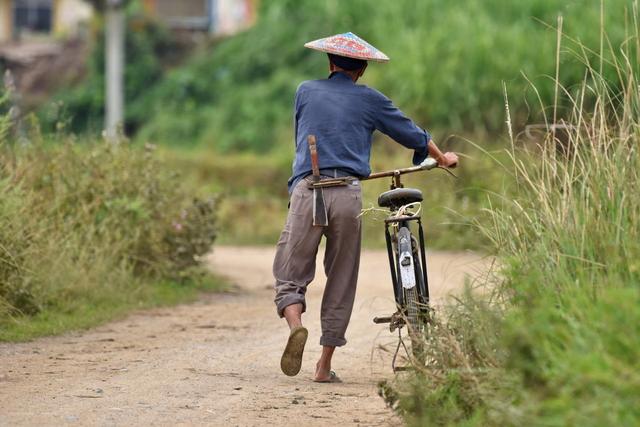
[{"x1": 273, "y1": 177, "x2": 362, "y2": 347}]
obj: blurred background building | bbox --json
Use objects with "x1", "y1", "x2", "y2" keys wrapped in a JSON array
[
  {"x1": 0, "y1": 0, "x2": 258, "y2": 110},
  {"x1": 0, "y1": 0, "x2": 93, "y2": 109},
  {"x1": 141, "y1": 0, "x2": 257, "y2": 36},
  {"x1": 0, "y1": 0, "x2": 257, "y2": 43},
  {"x1": 0, "y1": 0, "x2": 92, "y2": 42}
]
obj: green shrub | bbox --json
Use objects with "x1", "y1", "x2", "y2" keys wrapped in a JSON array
[{"x1": 0, "y1": 132, "x2": 217, "y2": 324}]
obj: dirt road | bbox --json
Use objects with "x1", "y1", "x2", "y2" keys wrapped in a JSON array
[{"x1": 0, "y1": 246, "x2": 486, "y2": 426}]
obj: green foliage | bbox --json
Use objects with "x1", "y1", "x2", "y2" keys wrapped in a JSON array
[
  {"x1": 136, "y1": 0, "x2": 627, "y2": 150},
  {"x1": 41, "y1": 11, "x2": 179, "y2": 135},
  {"x1": 0, "y1": 127, "x2": 218, "y2": 333},
  {"x1": 386, "y1": 12, "x2": 640, "y2": 425}
]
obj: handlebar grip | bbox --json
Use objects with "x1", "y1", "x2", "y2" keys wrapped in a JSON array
[{"x1": 420, "y1": 157, "x2": 438, "y2": 170}]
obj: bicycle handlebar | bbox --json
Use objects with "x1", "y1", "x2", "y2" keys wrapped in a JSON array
[
  {"x1": 307, "y1": 158, "x2": 450, "y2": 189},
  {"x1": 361, "y1": 157, "x2": 439, "y2": 181}
]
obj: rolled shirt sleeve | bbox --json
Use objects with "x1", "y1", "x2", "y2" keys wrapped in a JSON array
[{"x1": 372, "y1": 92, "x2": 431, "y2": 165}]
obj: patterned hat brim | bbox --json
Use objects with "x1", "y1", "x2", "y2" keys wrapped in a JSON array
[{"x1": 304, "y1": 32, "x2": 390, "y2": 63}]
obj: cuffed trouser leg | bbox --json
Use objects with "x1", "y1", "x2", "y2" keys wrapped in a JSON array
[
  {"x1": 273, "y1": 179, "x2": 323, "y2": 317},
  {"x1": 320, "y1": 182, "x2": 362, "y2": 347},
  {"x1": 273, "y1": 178, "x2": 362, "y2": 347}
]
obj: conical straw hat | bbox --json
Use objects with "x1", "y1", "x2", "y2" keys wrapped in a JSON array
[{"x1": 304, "y1": 32, "x2": 390, "y2": 63}]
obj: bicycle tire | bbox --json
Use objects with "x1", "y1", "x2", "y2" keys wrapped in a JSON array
[
  {"x1": 404, "y1": 285, "x2": 425, "y2": 363},
  {"x1": 397, "y1": 227, "x2": 426, "y2": 363}
]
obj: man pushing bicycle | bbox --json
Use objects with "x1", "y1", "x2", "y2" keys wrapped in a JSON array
[{"x1": 273, "y1": 32, "x2": 458, "y2": 382}]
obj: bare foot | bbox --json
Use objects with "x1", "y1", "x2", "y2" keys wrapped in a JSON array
[
  {"x1": 314, "y1": 362, "x2": 331, "y2": 381},
  {"x1": 314, "y1": 363, "x2": 342, "y2": 383},
  {"x1": 314, "y1": 345, "x2": 336, "y2": 381}
]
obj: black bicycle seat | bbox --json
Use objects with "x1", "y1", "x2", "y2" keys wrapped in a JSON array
[{"x1": 378, "y1": 188, "x2": 423, "y2": 209}]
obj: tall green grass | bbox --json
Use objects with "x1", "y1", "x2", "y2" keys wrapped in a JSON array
[{"x1": 385, "y1": 5, "x2": 640, "y2": 425}]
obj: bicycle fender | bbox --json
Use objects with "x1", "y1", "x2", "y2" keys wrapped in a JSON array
[{"x1": 398, "y1": 227, "x2": 416, "y2": 289}]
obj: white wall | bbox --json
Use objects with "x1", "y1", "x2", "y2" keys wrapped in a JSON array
[
  {"x1": 214, "y1": 0, "x2": 252, "y2": 36},
  {"x1": 55, "y1": 0, "x2": 92, "y2": 36}
]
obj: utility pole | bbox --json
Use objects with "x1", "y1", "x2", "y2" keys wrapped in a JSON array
[
  {"x1": 3, "y1": 70, "x2": 27, "y2": 145},
  {"x1": 105, "y1": 0, "x2": 125, "y2": 140}
]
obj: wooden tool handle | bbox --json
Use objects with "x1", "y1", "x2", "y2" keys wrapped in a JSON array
[{"x1": 308, "y1": 135, "x2": 320, "y2": 178}]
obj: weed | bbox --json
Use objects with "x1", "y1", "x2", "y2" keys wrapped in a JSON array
[{"x1": 386, "y1": 5, "x2": 640, "y2": 425}]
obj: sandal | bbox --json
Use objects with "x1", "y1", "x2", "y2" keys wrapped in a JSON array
[
  {"x1": 280, "y1": 326, "x2": 308, "y2": 376},
  {"x1": 313, "y1": 370, "x2": 342, "y2": 383}
]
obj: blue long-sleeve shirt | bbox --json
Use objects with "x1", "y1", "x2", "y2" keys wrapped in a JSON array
[{"x1": 288, "y1": 71, "x2": 431, "y2": 193}]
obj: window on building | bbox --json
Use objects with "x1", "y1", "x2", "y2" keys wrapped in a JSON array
[
  {"x1": 154, "y1": 0, "x2": 210, "y2": 30},
  {"x1": 14, "y1": 0, "x2": 53, "y2": 35},
  {"x1": 156, "y1": 0, "x2": 208, "y2": 17}
]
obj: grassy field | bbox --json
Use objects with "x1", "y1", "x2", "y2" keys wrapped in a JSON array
[
  {"x1": 383, "y1": 15, "x2": 640, "y2": 426},
  {"x1": 33, "y1": 1, "x2": 636, "y2": 256},
  {"x1": 160, "y1": 136, "x2": 510, "y2": 251},
  {"x1": 40, "y1": 0, "x2": 635, "y2": 254}
]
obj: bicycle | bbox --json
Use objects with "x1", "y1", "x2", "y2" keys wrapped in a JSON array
[{"x1": 309, "y1": 156, "x2": 451, "y2": 372}]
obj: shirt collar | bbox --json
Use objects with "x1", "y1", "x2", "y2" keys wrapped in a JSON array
[{"x1": 328, "y1": 71, "x2": 355, "y2": 83}]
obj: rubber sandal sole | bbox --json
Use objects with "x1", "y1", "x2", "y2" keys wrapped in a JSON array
[{"x1": 280, "y1": 326, "x2": 308, "y2": 376}]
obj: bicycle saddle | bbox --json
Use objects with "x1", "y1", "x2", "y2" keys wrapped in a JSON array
[{"x1": 378, "y1": 188, "x2": 423, "y2": 209}]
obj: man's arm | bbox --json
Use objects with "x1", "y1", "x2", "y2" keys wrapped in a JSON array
[
  {"x1": 372, "y1": 92, "x2": 458, "y2": 168},
  {"x1": 427, "y1": 139, "x2": 458, "y2": 168}
]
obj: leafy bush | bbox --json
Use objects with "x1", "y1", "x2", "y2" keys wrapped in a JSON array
[{"x1": 0, "y1": 129, "x2": 217, "y2": 324}]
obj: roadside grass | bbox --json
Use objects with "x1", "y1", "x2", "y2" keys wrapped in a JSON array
[
  {"x1": 0, "y1": 275, "x2": 226, "y2": 342},
  {"x1": 383, "y1": 12, "x2": 640, "y2": 426}
]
